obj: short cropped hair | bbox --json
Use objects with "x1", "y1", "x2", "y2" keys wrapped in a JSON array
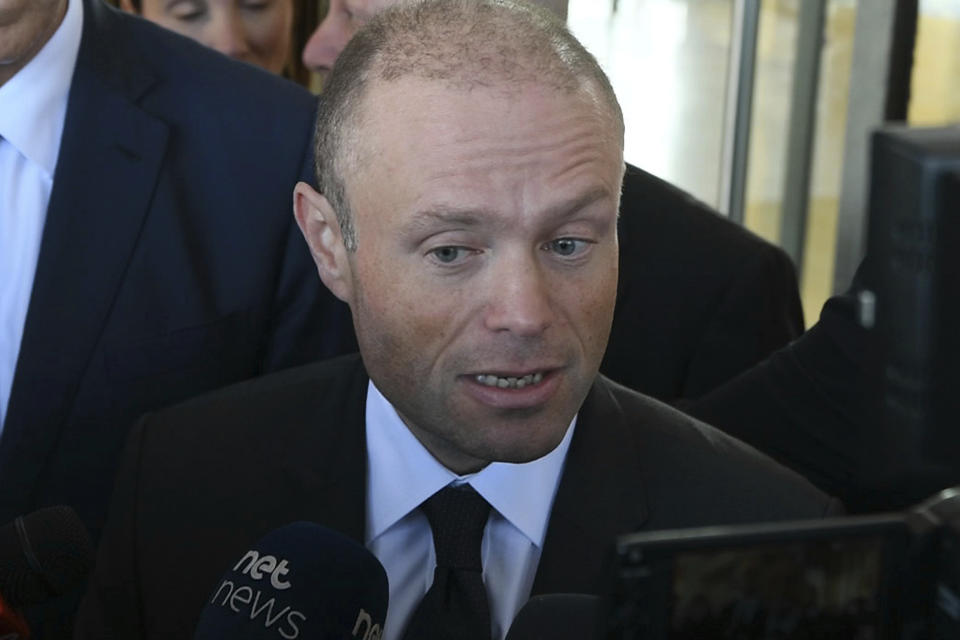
[{"x1": 314, "y1": 0, "x2": 624, "y2": 251}]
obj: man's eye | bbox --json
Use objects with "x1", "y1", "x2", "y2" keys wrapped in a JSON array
[
  {"x1": 430, "y1": 246, "x2": 467, "y2": 264},
  {"x1": 546, "y1": 238, "x2": 586, "y2": 257}
]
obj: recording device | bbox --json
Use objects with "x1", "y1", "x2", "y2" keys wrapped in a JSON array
[
  {"x1": 0, "y1": 505, "x2": 93, "y2": 640},
  {"x1": 505, "y1": 594, "x2": 604, "y2": 640},
  {"x1": 608, "y1": 487, "x2": 960, "y2": 640},
  {"x1": 0, "y1": 505, "x2": 93, "y2": 607},
  {"x1": 193, "y1": 522, "x2": 388, "y2": 640},
  {"x1": 862, "y1": 124, "x2": 960, "y2": 503}
]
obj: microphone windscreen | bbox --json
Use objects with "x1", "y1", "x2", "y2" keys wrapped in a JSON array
[
  {"x1": 194, "y1": 522, "x2": 388, "y2": 640},
  {"x1": 505, "y1": 594, "x2": 604, "y2": 640},
  {"x1": 0, "y1": 505, "x2": 93, "y2": 608}
]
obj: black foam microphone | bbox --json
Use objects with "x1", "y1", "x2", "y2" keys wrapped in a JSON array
[
  {"x1": 505, "y1": 594, "x2": 605, "y2": 640},
  {"x1": 194, "y1": 522, "x2": 388, "y2": 640},
  {"x1": 0, "y1": 505, "x2": 93, "y2": 609}
]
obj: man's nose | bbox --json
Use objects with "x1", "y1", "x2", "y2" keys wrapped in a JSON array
[
  {"x1": 483, "y1": 253, "x2": 554, "y2": 337},
  {"x1": 204, "y1": 12, "x2": 251, "y2": 60},
  {"x1": 302, "y1": 15, "x2": 349, "y2": 73}
]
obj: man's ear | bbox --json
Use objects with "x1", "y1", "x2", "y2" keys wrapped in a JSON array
[{"x1": 293, "y1": 181, "x2": 354, "y2": 304}]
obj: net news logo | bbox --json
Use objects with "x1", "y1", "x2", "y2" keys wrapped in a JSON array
[{"x1": 209, "y1": 548, "x2": 382, "y2": 639}]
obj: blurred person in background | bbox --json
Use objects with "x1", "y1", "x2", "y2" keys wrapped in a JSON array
[
  {"x1": 118, "y1": 0, "x2": 320, "y2": 84},
  {"x1": 302, "y1": 0, "x2": 392, "y2": 85}
]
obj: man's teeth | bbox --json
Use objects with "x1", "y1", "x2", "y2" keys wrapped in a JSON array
[{"x1": 475, "y1": 372, "x2": 544, "y2": 389}]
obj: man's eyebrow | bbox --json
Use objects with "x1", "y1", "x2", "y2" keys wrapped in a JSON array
[
  {"x1": 404, "y1": 187, "x2": 616, "y2": 232},
  {"x1": 404, "y1": 207, "x2": 489, "y2": 232},
  {"x1": 541, "y1": 187, "x2": 615, "y2": 221}
]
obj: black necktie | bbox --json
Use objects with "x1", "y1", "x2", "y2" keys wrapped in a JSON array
[{"x1": 402, "y1": 484, "x2": 493, "y2": 640}]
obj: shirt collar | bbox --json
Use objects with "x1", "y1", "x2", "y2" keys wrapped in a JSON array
[
  {"x1": 0, "y1": 0, "x2": 83, "y2": 176},
  {"x1": 365, "y1": 380, "x2": 575, "y2": 549}
]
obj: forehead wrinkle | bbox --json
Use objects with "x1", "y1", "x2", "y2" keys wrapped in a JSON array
[
  {"x1": 410, "y1": 138, "x2": 619, "y2": 233},
  {"x1": 540, "y1": 187, "x2": 614, "y2": 222},
  {"x1": 425, "y1": 121, "x2": 616, "y2": 184},
  {"x1": 403, "y1": 207, "x2": 490, "y2": 234},
  {"x1": 419, "y1": 145, "x2": 618, "y2": 223},
  {"x1": 445, "y1": 95, "x2": 610, "y2": 145},
  {"x1": 351, "y1": 77, "x2": 618, "y2": 181}
]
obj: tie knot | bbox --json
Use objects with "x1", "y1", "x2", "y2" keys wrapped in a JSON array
[{"x1": 421, "y1": 485, "x2": 491, "y2": 571}]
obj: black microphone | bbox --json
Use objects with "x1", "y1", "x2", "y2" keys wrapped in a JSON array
[
  {"x1": 194, "y1": 522, "x2": 388, "y2": 640},
  {"x1": 505, "y1": 594, "x2": 605, "y2": 640},
  {"x1": 0, "y1": 505, "x2": 93, "y2": 609}
]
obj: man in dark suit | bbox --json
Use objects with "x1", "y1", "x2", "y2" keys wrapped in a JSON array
[
  {"x1": 304, "y1": 0, "x2": 806, "y2": 405},
  {"x1": 0, "y1": 0, "x2": 354, "y2": 551},
  {"x1": 78, "y1": 2, "x2": 838, "y2": 637}
]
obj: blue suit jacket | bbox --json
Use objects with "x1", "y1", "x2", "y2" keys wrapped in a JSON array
[{"x1": 0, "y1": 0, "x2": 355, "y2": 546}]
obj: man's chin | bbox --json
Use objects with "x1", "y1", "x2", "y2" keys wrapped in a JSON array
[{"x1": 482, "y1": 425, "x2": 572, "y2": 465}]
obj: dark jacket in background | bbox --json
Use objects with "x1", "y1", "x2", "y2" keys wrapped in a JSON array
[
  {"x1": 683, "y1": 258, "x2": 959, "y2": 512},
  {"x1": 604, "y1": 164, "x2": 804, "y2": 401},
  {"x1": 684, "y1": 279, "x2": 874, "y2": 507}
]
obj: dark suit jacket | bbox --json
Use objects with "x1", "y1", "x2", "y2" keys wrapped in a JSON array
[
  {"x1": 76, "y1": 354, "x2": 840, "y2": 637},
  {"x1": 684, "y1": 258, "x2": 960, "y2": 512},
  {"x1": 682, "y1": 275, "x2": 876, "y2": 509},
  {"x1": 603, "y1": 164, "x2": 804, "y2": 401},
  {"x1": 0, "y1": 0, "x2": 355, "y2": 546}
]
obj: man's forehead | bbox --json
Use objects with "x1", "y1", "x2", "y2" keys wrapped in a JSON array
[
  {"x1": 356, "y1": 74, "x2": 614, "y2": 140},
  {"x1": 347, "y1": 76, "x2": 622, "y2": 196},
  {"x1": 349, "y1": 0, "x2": 563, "y2": 21}
]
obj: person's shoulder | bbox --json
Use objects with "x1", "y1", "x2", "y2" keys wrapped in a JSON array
[
  {"x1": 139, "y1": 354, "x2": 367, "y2": 446},
  {"x1": 592, "y1": 376, "x2": 841, "y2": 521},
  {"x1": 618, "y1": 163, "x2": 790, "y2": 268}
]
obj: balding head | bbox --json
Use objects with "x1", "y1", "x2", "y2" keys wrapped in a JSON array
[
  {"x1": 301, "y1": 0, "x2": 567, "y2": 78},
  {"x1": 314, "y1": 0, "x2": 623, "y2": 250}
]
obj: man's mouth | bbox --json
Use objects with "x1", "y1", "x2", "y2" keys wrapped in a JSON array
[{"x1": 473, "y1": 372, "x2": 545, "y2": 389}]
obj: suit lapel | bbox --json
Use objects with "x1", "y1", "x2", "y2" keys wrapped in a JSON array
[
  {"x1": 531, "y1": 377, "x2": 649, "y2": 596},
  {"x1": 302, "y1": 361, "x2": 371, "y2": 545},
  {"x1": 0, "y1": 0, "x2": 168, "y2": 513}
]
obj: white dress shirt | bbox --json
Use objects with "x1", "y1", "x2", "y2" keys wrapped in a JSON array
[
  {"x1": 0, "y1": 0, "x2": 83, "y2": 432},
  {"x1": 365, "y1": 381, "x2": 576, "y2": 640}
]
